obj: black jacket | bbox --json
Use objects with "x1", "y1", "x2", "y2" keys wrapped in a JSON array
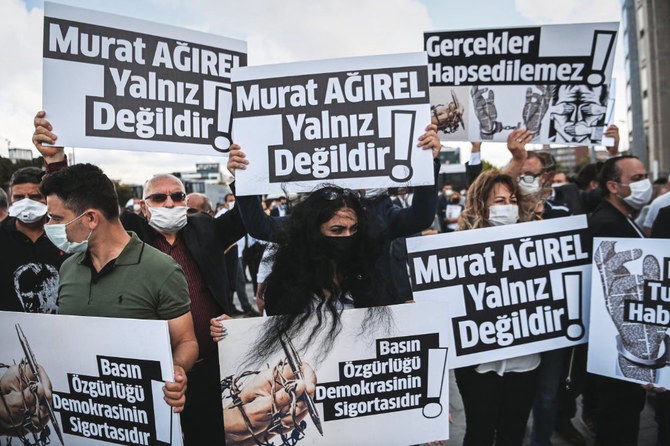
[
  {"x1": 651, "y1": 205, "x2": 670, "y2": 239},
  {"x1": 120, "y1": 209, "x2": 246, "y2": 314},
  {"x1": 235, "y1": 159, "x2": 441, "y2": 304}
]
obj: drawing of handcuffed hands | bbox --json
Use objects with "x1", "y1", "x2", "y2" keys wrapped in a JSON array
[
  {"x1": 522, "y1": 85, "x2": 552, "y2": 138},
  {"x1": 471, "y1": 86, "x2": 502, "y2": 139},
  {"x1": 594, "y1": 241, "x2": 667, "y2": 383}
]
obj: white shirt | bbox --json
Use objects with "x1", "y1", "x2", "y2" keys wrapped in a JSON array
[
  {"x1": 475, "y1": 354, "x2": 541, "y2": 376},
  {"x1": 643, "y1": 191, "x2": 670, "y2": 229}
]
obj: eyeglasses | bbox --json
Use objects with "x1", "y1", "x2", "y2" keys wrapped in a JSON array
[
  {"x1": 187, "y1": 208, "x2": 199, "y2": 215},
  {"x1": 144, "y1": 192, "x2": 186, "y2": 203},
  {"x1": 518, "y1": 173, "x2": 542, "y2": 184}
]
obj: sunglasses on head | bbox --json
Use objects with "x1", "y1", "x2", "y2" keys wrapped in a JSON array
[
  {"x1": 320, "y1": 188, "x2": 358, "y2": 201},
  {"x1": 145, "y1": 192, "x2": 186, "y2": 203}
]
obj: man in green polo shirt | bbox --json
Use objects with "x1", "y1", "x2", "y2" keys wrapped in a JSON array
[{"x1": 40, "y1": 163, "x2": 198, "y2": 413}]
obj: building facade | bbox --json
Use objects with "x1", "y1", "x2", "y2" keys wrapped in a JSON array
[{"x1": 621, "y1": 0, "x2": 670, "y2": 178}]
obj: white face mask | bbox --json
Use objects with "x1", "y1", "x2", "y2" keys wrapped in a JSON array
[
  {"x1": 488, "y1": 204, "x2": 519, "y2": 226},
  {"x1": 518, "y1": 176, "x2": 542, "y2": 195},
  {"x1": 146, "y1": 204, "x2": 188, "y2": 234},
  {"x1": 619, "y1": 178, "x2": 653, "y2": 210},
  {"x1": 8, "y1": 198, "x2": 48, "y2": 224},
  {"x1": 227, "y1": 201, "x2": 235, "y2": 210},
  {"x1": 44, "y1": 212, "x2": 92, "y2": 253}
]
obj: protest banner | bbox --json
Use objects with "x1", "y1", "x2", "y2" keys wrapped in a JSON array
[
  {"x1": 217, "y1": 302, "x2": 450, "y2": 445},
  {"x1": 588, "y1": 238, "x2": 670, "y2": 387},
  {"x1": 42, "y1": 2, "x2": 246, "y2": 155},
  {"x1": 406, "y1": 215, "x2": 591, "y2": 368},
  {"x1": 231, "y1": 52, "x2": 434, "y2": 196},
  {"x1": 0, "y1": 311, "x2": 180, "y2": 446},
  {"x1": 425, "y1": 22, "x2": 618, "y2": 145}
]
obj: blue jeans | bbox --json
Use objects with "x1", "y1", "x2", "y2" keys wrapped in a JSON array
[{"x1": 530, "y1": 349, "x2": 567, "y2": 446}]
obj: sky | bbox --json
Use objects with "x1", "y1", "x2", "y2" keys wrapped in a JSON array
[{"x1": 1, "y1": 0, "x2": 626, "y2": 184}]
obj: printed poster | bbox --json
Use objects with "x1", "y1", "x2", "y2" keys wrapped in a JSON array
[
  {"x1": 588, "y1": 238, "x2": 670, "y2": 387},
  {"x1": 42, "y1": 2, "x2": 247, "y2": 155},
  {"x1": 425, "y1": 22, "x2": 618, "y2": 145},
  {"x1": 406, "y1": 216, "x2": 592, "y2": 368},
  {"x1": 231, "y1": 52, "x2": 434, "y2": 196},
  {"x1": 217, "y1": 302, "x2": 450, "y2": 445},
  {"x1": 0, "y1": 311, "x2": 180, "y2": 446}
]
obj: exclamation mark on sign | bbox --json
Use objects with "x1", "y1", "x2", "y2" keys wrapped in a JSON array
[
  {"x1": 586, "y1": 30, "x2": 616, "y2": 87},
  {"x1": 202, "y1": 80, "x2": 233, "y2": 152},
  {"x1": 422, "y1": 347, "x2": 448, "y2": 419},
  {"x1": 390, "y1": 110, "x2": 416, "y2": 182},
  {"x1": 213, "y1": 87, "x2": 233, "y2": 152},
  {"x1": 560, "y1": 272, "x2": 585, "y2": 340}
]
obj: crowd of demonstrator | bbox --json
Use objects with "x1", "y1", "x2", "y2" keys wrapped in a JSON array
[{"x1": 1, "y1": 112, "x2": 668, "y2": 446}]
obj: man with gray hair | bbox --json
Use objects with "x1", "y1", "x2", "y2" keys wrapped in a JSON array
[
  {"x1": 120, "y1": 174, "x2": 247, "y2": 444},
  {"x1": 186, "y1": 192, "x2": 213, "y2": 216}
]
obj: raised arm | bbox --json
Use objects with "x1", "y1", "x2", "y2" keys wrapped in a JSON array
[
  {"x1": 32, "y1": 111, "x2": 65, "y2": 164},
  {"x1": 227, "y1": 144, "x2": 285, "y2": 242},
  {"x1": 501, "y1": 128, "x2": 532, "y2": 178},
  {"x1": 384, "y1": 124, "x2": 441, "y2": 238}
]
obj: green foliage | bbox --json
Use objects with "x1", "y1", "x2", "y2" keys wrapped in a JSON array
[
  {"x1": 481, "y1": 160, "x2": 498, "y2": 171},
  {"x1": 113, "y1": 181, "x2": 133, "y2": 209},
  {"x1": 0, "y1": 156, "x2": 44, "y2": 188}
]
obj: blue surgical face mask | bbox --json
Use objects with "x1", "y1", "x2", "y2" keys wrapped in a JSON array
[{"x1": 44, "y1": 212, "x2": 92, "y2": 253}]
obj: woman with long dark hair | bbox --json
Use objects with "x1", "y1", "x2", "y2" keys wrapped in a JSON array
[{"x1": 212, "y1": 125, "x2": 440, "y2": 445}]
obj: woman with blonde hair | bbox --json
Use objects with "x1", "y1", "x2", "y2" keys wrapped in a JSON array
[{"x1": 455, "y1": 130, "x2": 540, "y2": 446}]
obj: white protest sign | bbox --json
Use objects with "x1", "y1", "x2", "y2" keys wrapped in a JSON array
[
  {"x1": 588, "y1": 238, "x2": 670, "y2": 387},
  {"x1": 406, "y1": 216, "x2": 591, "y2": 368},
  {"x1": 217, "y1": 302, "x2": 450, "y2": 445},
  {"x1": 425, "y1": 22, "x2": 618, "y2": 145},
  {"x1": 0, "y1": 311, "x2": 180, "y2": 446},
  {"x1": 42, "y1": 2, "x2": 246, "y2": 155},
  {"x1": 231, "y1": 53, "x2": 434, "y2": 196}
]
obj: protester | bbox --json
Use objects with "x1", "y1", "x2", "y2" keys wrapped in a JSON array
[
  {"x1": 1, "y1": 167, "x2": 66, "y2": 314},
  {"x1": 125, "y1": 173, "x2": 243, "y2": 442},
  {"x1": 586, "y1": 155, "x2": 664, "y2": 446},
  {"x1": 436, "y1": 185, "x2": 452, "y2": 233},
  {"x1": 499, "y1": 139, "x2": 584, "y2": 446},
  {"x1": 269, "y1": 195, "x2": 288, "y2": 217},
  {"x1": 39, "y1": 162, "x2": 198, "y2": 415},
  {"x1": 226, "y1": 124, "x2": 442, "y2": 305},
  {"x1": 648, "y1": 206, "x2": 670, "y2": 446},
  {"x1": 232, "y1": 233, "x2": 261, "y2": 317},
  {"x1": 186, "y1": 192, "x2": 214, "y2": 216},
  {"x1": 651, "y1": 204, "x2": 670, "y2": 239},
  {"x1": 33, "y1": 110, "x2": 245, "y2": 444},
  {"x1": 444, "y1": 189, "x2": 463, "y2": 231},
  {"x1": 0, "y1": 188, "x2": 8, "y2": 222},
  {"x1": 553, "y1": 171, "x2": 568, "y2": 185},
  {"x1": 454, "y1": 168, "x2": 539, "y2": 446},
  {"x1": 215, "y1": 193, "x2": 236, "y2": 217},
  {"x1": 211, "y1": 183, "x2": 389, "y2": 444},
  {"x1": 641, "y1": 177, "x2": 670, "y2": 236}
]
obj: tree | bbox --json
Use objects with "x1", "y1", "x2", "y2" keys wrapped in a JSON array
[
  {"x1": 113, "y1": 181, "x2": 133, "y2": 209},
  {"x1": 0, "y1": 156, "x2": 44, "y2": 188}
]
